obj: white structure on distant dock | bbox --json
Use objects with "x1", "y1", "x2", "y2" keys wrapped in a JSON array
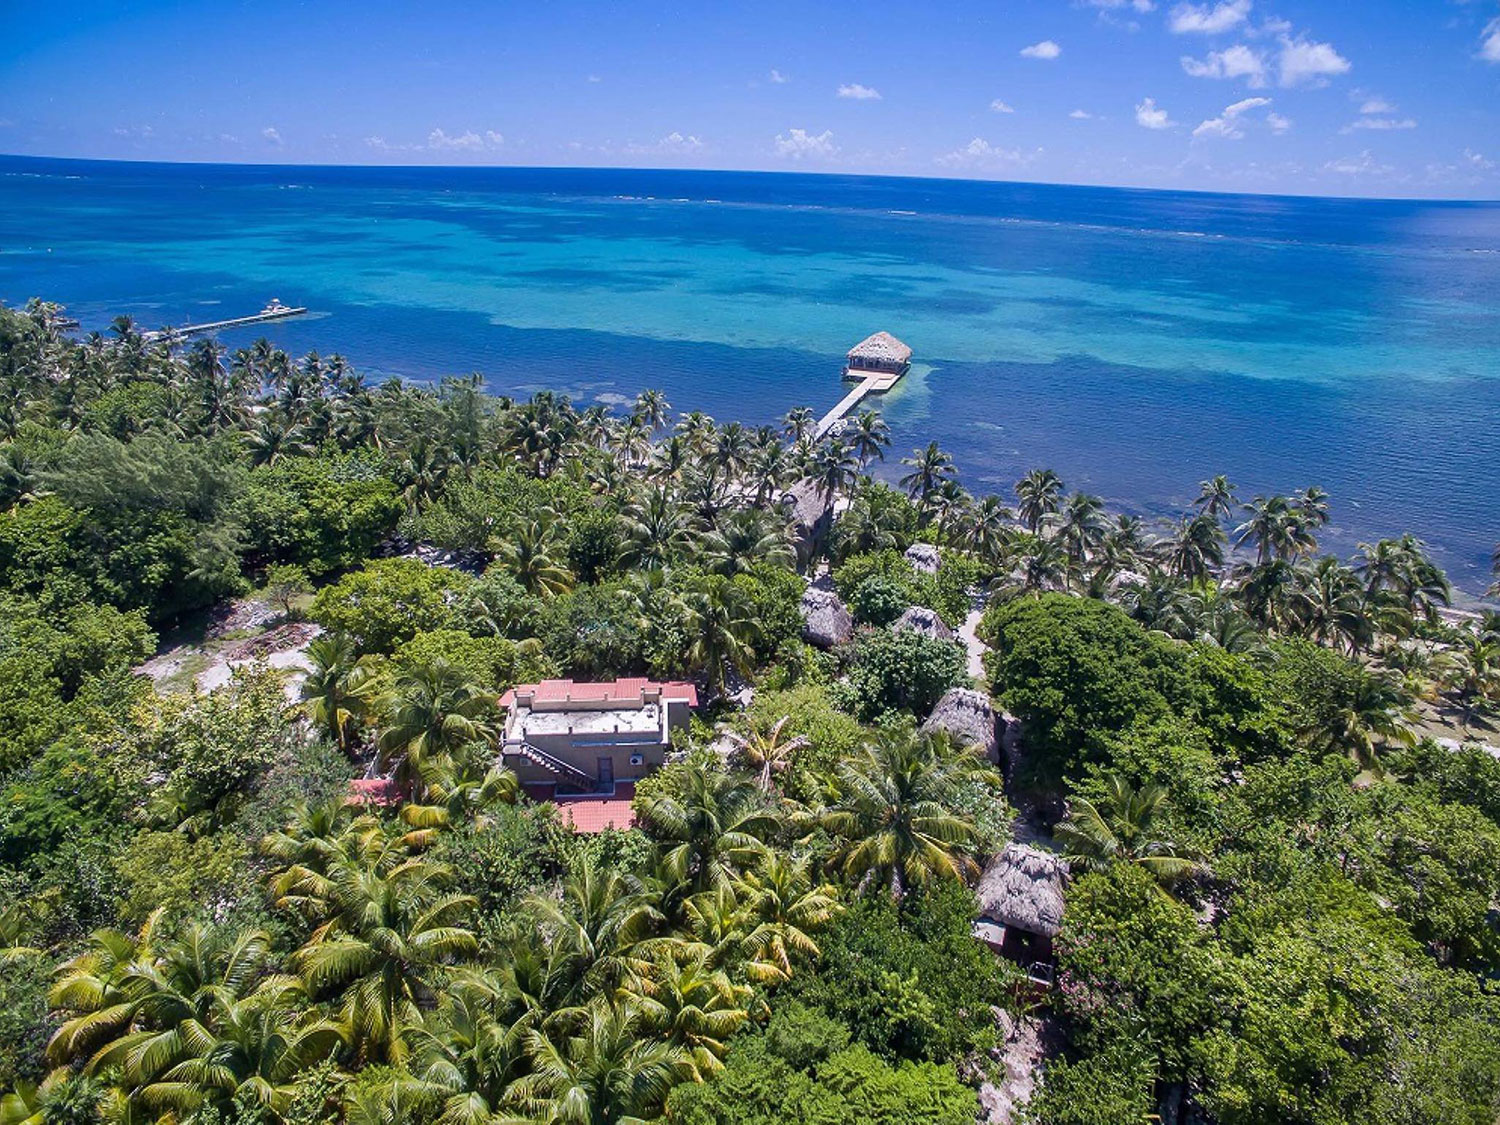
[{"x1": 814, "y1": 330, "x2": 912, "y2": 440}]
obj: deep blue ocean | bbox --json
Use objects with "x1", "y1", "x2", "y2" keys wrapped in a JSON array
[{"x1": 2, "y1": 155, "x2": 1497, "y2": 589}]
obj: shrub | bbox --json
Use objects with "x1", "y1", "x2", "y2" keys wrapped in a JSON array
[
  {"x1": 841, "y1": 628, "x2": 968, "y2": 722},
  {"x1": 309, "y1": 558, "x2": 472, "y2": 653},
  {"x1": 849, "y1": 574, "x2": 910, "y2": 626}
]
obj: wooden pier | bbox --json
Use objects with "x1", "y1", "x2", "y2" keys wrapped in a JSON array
[
  {"x1": 813, "y1": 331, "x2": 912, "y2": 441},
  {"x1": 141, "y1": 303, "x2": 307, "y2": 342}
]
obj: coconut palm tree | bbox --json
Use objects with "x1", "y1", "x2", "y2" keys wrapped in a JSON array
[
  {"x1": 1164, "y1": 512, "x2": 1226, "y2": 582},
  {"x1": 1194, "y1": 475, "x2": 1238, "y2": 522},
  {"x1": 493, "y1": 514, "x2": 574, "y2": 597},
  {"x1": 399, "y1": 757, "x2": 520, "y2": 846},
  {"x1": 781, "y1": 406, "x2": 816, "y2": 443},
  {"x1": 632, "y1": 389, "x2": 671, "y2": 432},
  {"x1": 1293, "y1": 556, "x2": 1375, "y2": 655},
  {"x1": 899, "y1": 442, "x2": 956, "y2": 517},
  {"x1": 989, "y1": 536, "x2": 1069, "y2": 600},
  {"x1": 510, "y1": 999, "x2": 689, "y2": 1125},
  {"x1": 698, "y1": 508, "x2": 795, "y2": 577},
  {"x1": 816, "y1": 732, "x2": 980, "y2": 898},
  {"x1": 1014, "y1": 469, "x2": 1064, "y2": 535},
  {"x1": 809, "y1": 439, "x2": 860, "y2": 504},
  {"x1": 847, "y1": 409, "x2": 891, "y2": 468},
  {"x1": 1355, "y1": 534, "x2": 1450, "y2": 626},
  {"x1": 620, "y1": 485, "x2": 690, "y2": 570},
  {"x1": 377, "y1": 659, "x2": 498, "y2": 788},
  {"x1": 1436, "y1": 633, "x2": 1500, "y2": 725},
  {"x1": 1235, "y1": 495, "x2": 1317, "y2": 566},
  {"x1": 620, "y1": 950, "x2": 750, "y2": 1079},
  {"x1": 636, "y1": 762, "x2": 777, "y2": 895},
  {"x1": 1052, "y1": 491, "x2": 1107, "y2": 570},
  {"x1": 1328, "y1": 669, "x2": 1417, "y2": 775},
  {"x1": 301, "y1": 632, "x2": 382, "y2": 753},
  {"x1": 961, "y1": 495, "x2": 1014, "y2": 567},
  {"x1": 1054, "y1": 775, "x2": 1201, "y2": 888},
  {"x1": 725, "y1": 713, "x2": 809, "y2": 793},
  {"x1": 294, "y1": 856, "x2": 478, "y2": 1064},
  {"x1": 680, "y1": 576, "x2": 760, "y2": 697},
  {"x1": 733, "y1": 853, "x2": 841, "y2": 983},
  {"x1": 745, "y1": 441, "x2": 791, "y2": 508}
]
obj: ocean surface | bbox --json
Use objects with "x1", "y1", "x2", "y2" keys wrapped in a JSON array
[{"x1": 2, "y1": 156, "x2": 1498, "y2": 590}]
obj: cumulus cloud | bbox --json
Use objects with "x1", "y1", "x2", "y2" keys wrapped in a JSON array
[
  {"x1": 1069, "y1": 109, "x2": 1095, "y2": 120},
  {"x1": 261, "y1": 126, "x2": 283, "y2": 146},
  {"x1": 427, "y1": 128, "x2": 488, "y2": 151},
  {"x1": 837, "y1": 83, "x2": 882, "y2": 100},
  {"x1": 1192, "y1": 95, "x2": 1272, "y2": 139},
  {"x1": 1267, "y1": 112, "x2": 1291, "y2": 134},
  {"x1": 1481, "y1": 18, "x2": 1500, "y2": 63},
  {"x1": 1466, "y1": 148, "x2": 1495, "y2": 170},
  {"x1": 1168, "y1": 0, "x2": 1251, "y2": 35},
  {"x1": 935, "y1": 137, "x2": 1037, "y2": 170},
  {"x1": 769, "y1": 68, "x2": 788, "y2": 83},
  {"x1": 1181, "y1": 44, "x2": 1267, "y2": 86},
  {"x1": 1323, "y1": 149, "x2": 1393, "y2": 177},
  {"x1": 1020, "y1": 40, "x2": 1061, "y2": 60},
  {"x1": 774, "y1": 128, "x2": 836, "y2": 159},
  {"x1": 1277, "y1": 36, "x2": 1350, "y2": 87},
  {"x1": 625, "y1": 131, "x2": 705, "y2": 155},
  {"x1": 1135, "y1": 97, "x2": 1176, "y2": 129},
  {"x1": 990, "y1": 99, "x2": 1015, "y2": 114},
  {"x1": 1358, "y1": 96, "x2": 1395, "y2": 115}
]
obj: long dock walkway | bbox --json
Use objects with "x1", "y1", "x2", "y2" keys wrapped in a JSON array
[
  {"x1": 813, "y1": 369, "x2": 904, "y2": 441},
  {"x1": 142, "y1": 305, "x2": 307, "y2": 342}
]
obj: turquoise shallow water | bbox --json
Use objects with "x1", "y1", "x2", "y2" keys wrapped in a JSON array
[{"x1": 2, "y1": 157, "x2": 1498, "y2": 588}]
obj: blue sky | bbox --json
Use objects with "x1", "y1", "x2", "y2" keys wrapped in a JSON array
[{"x1": 2, "y1": 0, "x2": 1498, "y2": 198}]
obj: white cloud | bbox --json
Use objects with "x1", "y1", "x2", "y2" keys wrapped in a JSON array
[
  {"x1": 990, "y1": 99, "x2": 1015, "y2": 114},
  {"x1": 625, "y1": 131, "x2": 704, "y2": 155},
  {"x1": 1135, "y1": 97, "x2": 1176, "y2": 129},
  {"x1": 427, "y1": 128, "x2": 486, "y2": 151},
  {"x1": 587, "y1": 74, "x2": 602, "y2": 83},
  {"x1": 935, "y1": 137, "x2": 1037, "y2": 170},
  {"x1": 1169, "y1": 0, "x2": 1251, "y2": 35},
  {"x1": 1020, "y1": 40, "x2": 1062, "y2": 60},
  {"x1": 261, "y1": 126, "x2": 283, "y2": 146},
  {"x1": 1192, "y1": 95, "x2": 1271, "y2": 139},
  {"x1": 1358, "y1": 96, "x2": 1395, "y2": 115},
  {"x1": 1070, "y1": 109, "x2": 1095, "y2": 120},
  {"x1": 1267, "y1": 112, "x2": 1291, "y2": 134},
  {"x1": 1277, "y1": 36, "x2": 1350, "y2": 87},
  {"x1": 837, "y1": 83, "x2": 882, "y2": 100},
  {"x1": 1323, "y1": 149, "x2": 1392, "y2": 176},
  {"x1": 1181, "y1": 44, "x2": 1267, "y2": 86},
  {"x1": 1481, "y1": 17, "x2": 1500, "y2": 63},
  {"x1": 1345, "y1": 116, "x2": 1416, "y2": 132},
  {"x1": 769, "y1": 68, "x2": 788, "y2": 84},
  {"x1": 1466, "y1": 148, "x2": 1495, "y2": 170},
  {"x1": 774, "y1": 128, "x2": 836, "y2": 159}
]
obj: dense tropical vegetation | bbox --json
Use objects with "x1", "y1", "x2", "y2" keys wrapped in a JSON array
[{"x1": 1, "y1": 298, "x2": 1498, "y2": 1124}]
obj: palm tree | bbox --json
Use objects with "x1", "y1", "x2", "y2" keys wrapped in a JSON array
[
  {"x1": 1355, "y1": 534, "x2": 1450, "y2": 625},
  {"x1": 816, "y1": 732, "x2": 980, "y2": 898},
  {"x1": 1292, "y1": 556, "x2": 1374, "y2": 655},
  {"x1": 1054, "y1": 775, "x2": 1201, "y2": 888},
  {"x1": 1164, "y1": 512, "x2": 1226, "y2": 582},
  {"x1": 698, "y1": 508, "x2": 795, "y2": 577},
  {"x1": 1436, "y1": 633, "x2": 1500, "y2": 725},
  {"x1": 847, "y1": 409, "x2": 891, "y2": 468},
  {"x1": 494, "y1": 514, "x2": 574, "y2": 596},
  {"x1": 989, "y1": 536, "x2": 1069, "y2": 600},
  {"x1": 510, "y1": 999, "x2": 689, "y2": 1125},
  {"x1": 636, "y1": 762, "x2": 777, "y2": 895},
  {"x1": 620, "y1": 950, "x2": 750, "y2": 1079},
  {"x1": 620, "y1": 486, "x2": 690, "y2": 570},
  {"x1": 725, "y1": 713, "x2": 809, "y2": 793},
  {"x1": 961, "y1": 495, "x2": 1014, "y2": 567},
  {"x1": 302, "y1": 632, "x2": 382, "y2": 753},
  {"x1": 632, "y1": 389, "x2": 671, "y2": 432},
  {"x1": 377, "y1": 659, "x2": 499, "y2": 788},
  {"x1": 399, "y1": 757, "x2": 519, "y2": 846},
  {"x1": 809, "y1": 439, "x2": 860, "y2": 504},
  {"x1": 680, "y1": 576, "x2": 760, "y2": 697},
  {"x1": 1194, "y1": 475, "x2": 1238, "y2": 522},
  {"x1": 899, "y1": 442, "x2": 956, "y2": 517},
  {"x1": 1294, "y1": 485, "x2": 1331, "y2": 530},
  {"x1": 294, "y1": 857, "x2": 478, "y2": 1064},
  {"x1": 734, "y1": 853, "x2": 841, "y2": 983},
  {"x1": 781, "y1": 406, "x2": 816, "y2": 443},
  {"x1": 1234, "y1": 557, "x2": 1303, "y2": 633},
  {"x1": 1013, "y1": 469, "x2": 1064, "y2": 534},
  {"x1": 1052, "y1": 491, "x2": 1107, "y2": 570},
  {"x1": 1235, "y1": 495, "x2": 1317, "y2": 565},
  {"x1": 1329, "y1": 670, "x2": 1416, "y2": 774}
]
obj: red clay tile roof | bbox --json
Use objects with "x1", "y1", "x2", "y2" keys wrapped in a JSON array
[
  {"x1": 499, "y1": 678, "x2": 698, "y2": 710},
  {"x1": 526, "y1": 781, "x2": 638, "y2": 834}
]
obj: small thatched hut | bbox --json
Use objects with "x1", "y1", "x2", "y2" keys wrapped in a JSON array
[
  {"x1": 845, "y1": 331, "x2": 913, "y2": 377},
  {"x1": 974, "y1": 843, "x2": 1068, "y2": 965},
  {"x1": 801, "y1": 587, "x2": 854, "y2": 648},
  {"x1": 904, "y1": 541, "x2": 940, "y2": 575},
  {"x1": 922, "y1": 686, "x2": 997, "y2": 761},
  {"x1": 894, "y1": 605, "x2": 953, "y2": 641},
  {"x1": 780, "y1": 479, "x2": 834, "y2": 565}
]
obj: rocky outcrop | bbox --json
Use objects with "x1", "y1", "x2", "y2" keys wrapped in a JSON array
[
  {"x1": 904, "y1": 541, "x2": 941, "y2": 575},
  {"x1": 893, "y1": 605, "x2": 953, "y2": 641},
  {"x1": 922, "y1": 687, "x2": 997, "y2": 761},
  {"x1": 800, "y1": 587, "x2": 854, "y2": 648}
]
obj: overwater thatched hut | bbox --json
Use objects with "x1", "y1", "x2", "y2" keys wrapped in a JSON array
[
  {"x1": 844, "y1": 330, "x2": 913, "y2": 378},
  {"x1": 974, "y1": 843, "x2": 1068, "y2": 972}
]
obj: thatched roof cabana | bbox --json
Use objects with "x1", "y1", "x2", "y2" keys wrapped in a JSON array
[
  {"x1": 922, "y1": 686, "x2": 997, "y2": 760},
  {"x1": 976, "y1": 843, "x2": 1068, "y2": 940},
  {"x1": 801, "y1": 587, "x2": 855, "y2": 648},
  {"x1": 846, "y1": 331, "x2": 913, "y2": 374},
  {"x1": 894, "y1": 605, "x2": 953, "y2": 641}
]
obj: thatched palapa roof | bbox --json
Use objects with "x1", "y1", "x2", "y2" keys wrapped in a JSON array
[
  {"x1": 894, "y1": 605, "x2": 953, "y2": 641},
  {"x1": 922, "y1": 686, "x2": 996, "y2": 758},
  {"x1": 847, "y1": 331, "x2": 913, "y2": 365},
  {"x1": 801, "y1": 587, "x2": 854, "y2": 648},
  {"x1": 976, "y1": 843, "x2": 1068, "y2": 938}
]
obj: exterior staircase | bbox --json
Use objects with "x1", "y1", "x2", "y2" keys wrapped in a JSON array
[{"x1": 504, "y1": 739, "x2": 596, "y2": 789}]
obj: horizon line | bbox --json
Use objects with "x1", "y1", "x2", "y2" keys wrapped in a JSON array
[{"x1": 4, "y1": 151, "x2": 1498, "y2": 208}]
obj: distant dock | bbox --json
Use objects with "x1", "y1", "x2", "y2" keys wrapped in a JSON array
[
  {"x1": 813, "y1": 331, "x2": 911, "y2": 440},
  {"x1": 142, "y1": 301, "x2": 307, "y2": 342}
]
